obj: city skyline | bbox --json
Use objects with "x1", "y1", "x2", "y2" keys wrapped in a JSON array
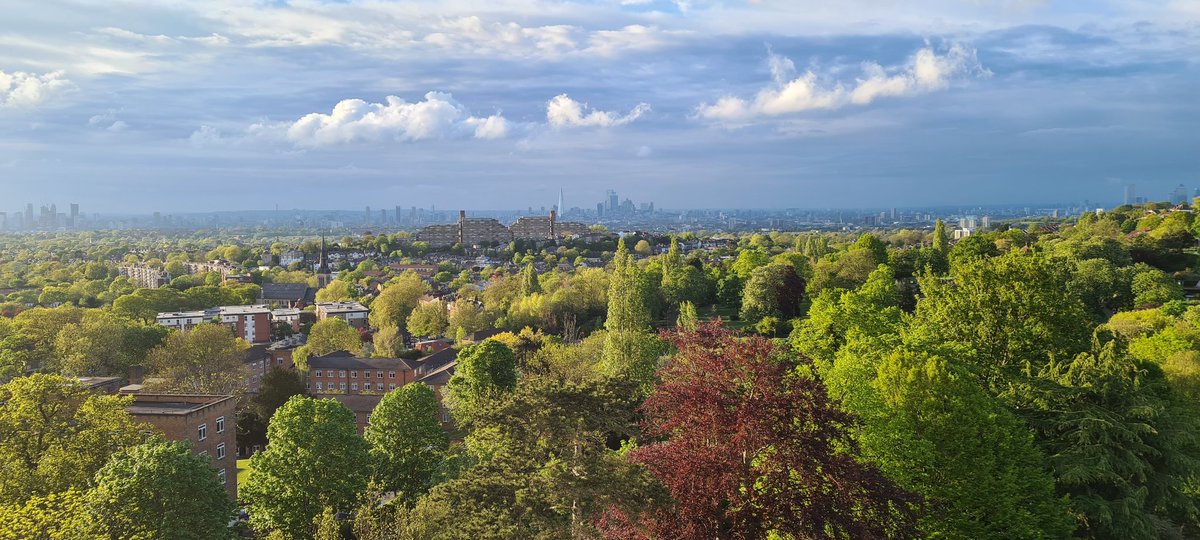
[{"x1": 2, "y1": 1, "x2": 1198, "y2": 212}]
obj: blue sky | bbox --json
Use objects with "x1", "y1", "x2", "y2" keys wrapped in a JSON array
[{"x1": 1, "y1": 0, "x2": 1197, "y2": 212}]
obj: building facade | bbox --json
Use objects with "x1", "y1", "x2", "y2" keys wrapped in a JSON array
[
  {"x1": 122, "y1": 393, "x2": 238, "y2": 499},
  {"x1": 316, "y1": 301, "x2": 370, "y2": 328}
]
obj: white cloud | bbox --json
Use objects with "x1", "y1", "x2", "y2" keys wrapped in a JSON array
[
  {"x1": 697, "y1": 44, "x2": 987, "y2": 122},
  {"x1": 547, "y1": 94, "x2": 650, "y2": 127},
  {"x1": 88, "y1": 110, "x2": 129, "y2": 131},
  {"x1": 636, "y1": 145, "x2": 653, "y2": 157},
  {"x1": 254, "y1": 92, "x2": 511, "y2": 147},
  {"x1": 0, "y1": 70, "x2": 73, "y2": 108}
]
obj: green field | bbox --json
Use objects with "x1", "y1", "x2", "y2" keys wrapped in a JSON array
[{"x1": 236, "y1": 459, "x2": 252, "y2": 493}]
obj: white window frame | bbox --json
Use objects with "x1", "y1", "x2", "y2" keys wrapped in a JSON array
[
  {"x1": 197, "y1": 423, "x2": 207, "y2": 441},
  {"x1": 216, "y1": 416, "x2": 225, "y2": 433},
  {"x1": 216, "y1": 443, "x2": 226, "y2": 460}
]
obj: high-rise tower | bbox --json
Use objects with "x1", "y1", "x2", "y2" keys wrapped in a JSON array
[{"x1": 557, "y1": 188, "x2": 564, "y2": 216}]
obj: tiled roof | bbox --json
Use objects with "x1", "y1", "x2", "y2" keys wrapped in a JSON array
[{"x1": 261, "y1": 283, "x2": 310, "y2": 301}]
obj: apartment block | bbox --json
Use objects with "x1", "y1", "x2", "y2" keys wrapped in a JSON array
[
  {"x1": 315, "y1": 301, "x2": 370, "y2": 328},
  {"x1": 122, "y1": 393, "x2": 238, "y2": 499}
]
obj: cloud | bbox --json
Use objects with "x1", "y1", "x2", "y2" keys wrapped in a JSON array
[
  {"x1": 88, "y1": 110, "x2": 129, "y2": 131},
  {"x1": 697, "y1": 44, "x2": 988, "y2": 122},
  {"x1": 547, "y1": 94, "x2": 650, "y2": 127},
  {"x1": 636, "y1": 145, "x2": 653, "y2": 157},
  {"x1": 277, "y1": 92, "x2": 509, "y2": 147},
  {"x1": 0, "y1": 70, "x2": 73, "y2": 108}
]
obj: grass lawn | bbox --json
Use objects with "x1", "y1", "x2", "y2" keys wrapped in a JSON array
[{"x1": 236, "y1": 459, "x2": 252, "y2": 492}]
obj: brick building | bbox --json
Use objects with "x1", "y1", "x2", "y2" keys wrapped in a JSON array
[
  {"x1": 122, "y1": 393, "x2": 238, "y2": 499},
  {"x1": 219, "y1": 305, "x2": 272, "y2": 343},
  {"x1": 306, "y1": 348, "x2": 459, "y2": 432}
]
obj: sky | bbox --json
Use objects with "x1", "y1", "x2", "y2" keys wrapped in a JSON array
[{"x1": 0, "y1": 0, "x2": 1197, "y2": 213}]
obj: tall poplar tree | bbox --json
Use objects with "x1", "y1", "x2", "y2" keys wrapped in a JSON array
[{"x1": 600, "y1": 240, "x2": 660, "y2": 389}]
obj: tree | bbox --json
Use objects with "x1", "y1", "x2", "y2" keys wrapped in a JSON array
[
  {"x1": 407, "y1": 300, "x2": 449, "y2": 338},
  {"x1": 254, "y1": 368, "x2": 307, "y2": 421},
  {"x1": 313, "y1": 507, "x2": 343, "y2": 540},
  {"x1": 0, "y1": 374, "x2": 146, "y2": 506},
  {"x1": 520, "y1": 264, "x2": 542, "y2": 295},
  {"x1": 369, "y1": 272, "x2": 429, "y2": 329},
  {"x1": 447, "y1": 299, "x2": 488, "y2": 340},
  {"x1": 446, "y1": 340, "x2": 518, "y2": 425},
  {"x1": 372, "y1": 324, "x2": 404, "y2": 358},
  {"x1": 144, "y1": 324, "x2": 248, "y2": 395},
  {"x1": 600, "y1": 240, "x2": 660, "y2": 389},
  {"x1": 242, "y1": 396, "x2": 372, "y2": 539},
  {"x1": 739, "y1": 262, "x2": 806, "y2": 321},
  {"x1": 633, "y1": 239, "x2": 652, "y2": 255},
  {"x1": 911, "y1": 252, "x2": 1092, "y2": 383},
  {"x1": 298, "y1": 317, "x2": 363, "y2": 368},
  {"x1": 407, "y1": 377, "x2": 655, "y2": 539},
  {"x1": 852, "y1": 233, "x2": 889, "y2": 264},
  {"x1": 0, "y1": 489, "x2": 91, "y2": 539},
  {"x1": 365, "y1": 383, "x2": 448, "y2": 501},
  {"x1": 821, "y1": 342, "x2": 1074, "y2": 539},
  {"x1": 86, "y1": 439, "x2": 236, "y2": 540},
  {"x1": 676, "y1": 300, "x2": 699, "y2": 331},
  {"x1": 808, "y1": 249, "x2": 881, "y2": 295},
  {"x1": 53, "y1": 310, "x2": 138, "y2": 376},
  {"x1": 619, "y1": 323, "x2": 919, "y2": 538},
  {"x1": 315, "y1": 280, "x2": 355, "y2": 303},
  {"x1": 1131, "y1": 268, "x2": 1183, "y2": 308}
]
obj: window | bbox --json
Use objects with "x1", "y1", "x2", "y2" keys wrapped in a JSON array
[
  {"x1": 216, "y1": 443, "x2": 226, "y2": 460},
  {"x1": 351, "y1": 370, "x2": 357, "y2": 378},
  {"x1": 364, "y1": 370, "x2": 371, "y2": 378},
  {"x1": 314, "y1": 370, "x2": 322, "y2": 377},
  {"x1": 377, "y1": 383, "x2": 385, "y2": 391},
  {"x1": 277, "y1": 357, "x2": 283, "y2": 365},
  {"x1": 216, "y1": 416, "x2": 225, "y2": 433},
  {"x1": 388, "y1": 371, "x2": 396, "y2": 379},
  {"x1": 377, "y1": 371, "x2": 384, "y2": 378},
  {"x1": 351, "y1": 383, "x2": 358, "y2": 391},
  {"x1": 389, "y1": 384, "x2": 396, "y2": 391},
  {"x1": 315, "y1": 382, "x2": 322, "y2": 390},
  {"x1": 366, "y1": 414, "x2": 372, "y2": 423},
  {"x1": 339, "y1": 370, "x2": 346, "y2": 378},
  {"x1": 197, "y1": 424, "x2": 207, "y2": 441},
  {"x1": 306, "y1": 381, "x2": 311, "y2": 389},
  {"x1": 340, "y1": 383, "x2": 346, "y2": 390},
  {"x1": 218, "y1": 468, "x2": 227, "y2": 485}
]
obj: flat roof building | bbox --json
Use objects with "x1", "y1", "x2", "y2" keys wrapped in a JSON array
[{"x1": 122, "y1": 393, "x2": 238, "y2": 499}]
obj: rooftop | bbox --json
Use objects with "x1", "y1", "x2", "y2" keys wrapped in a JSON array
[
  {"x1": 260, "y1": 282, "x2": 310, "y2": 300},
  {"x1": 316, "y1": 301, "x2": 369, "y2": 313},
  {"x1": 123, "y1": 394, "x2": 234, "y2": 416},
  {"x1": 220, "y1": 304, "x2": 272, "y2": 315},
  {"x1": 157, "y1": 310, "x2": 207, "y2": 319}
]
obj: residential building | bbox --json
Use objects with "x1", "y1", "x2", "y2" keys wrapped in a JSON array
[
  {"x1": 316, "y1": 301, "x2": 370, "y2": 328},
  {"x1": 389, "y1": 263, "x2": 438, "y2": 277},
  {"x1": 266, "y1": 333, "x2": 306, "y2": 370},
  {"x1": 219, "y1": 305, "x2": 272, "y2": 343},
  {"x1": 307, "y1": 348, "x2": 458, "y2": 432},
  {"x1": 121, "y1": 393, "x2": 238, "y2": 499},
  {"x1": 271, "y1": 307, "x2": 302, "y2": 332},
  {"x1": 119, "y1": 266, "x2": 172, "y2": 289},
  {"x1": 156, "y1": 310, "x2": 209, "y2": 331}
]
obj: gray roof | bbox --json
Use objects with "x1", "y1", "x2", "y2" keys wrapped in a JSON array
[
  {"x1": 308, "y1": 351, "x2": 419, "y2": 371},
  {"x1": 260, "y1": 283, "x2": 311, "y2": 301}
]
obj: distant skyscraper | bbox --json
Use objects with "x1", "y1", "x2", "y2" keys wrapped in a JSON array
[
  {"x1": 557, "y1": 188, "x2": 564, "y2": 216},
  {"x1": 606, "y1": 189, "x2": 618, "y2": 212},
  {"x1": 1124, "y1": 184, "x2": 1136, "y2": 205},
  {"x1": 365, "y1": 206, "x2": 371, "y2": 225},
  {"x1": 1170, "y1": 184, "x2": 1187, "y2": 205},
  {"x1": 69, "y1": 203, "x2": 79, "y2": 227},
  {"x1": 24, "y1": 203, "x2": 33, "y2": 227},
  {"x1": 395, "y1": 205, "x2": 402, "y2": 224}
]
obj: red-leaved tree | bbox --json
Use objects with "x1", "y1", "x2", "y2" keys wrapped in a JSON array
[{"x1": 600, "y1": 322, "x2": 919, "y2": 539}]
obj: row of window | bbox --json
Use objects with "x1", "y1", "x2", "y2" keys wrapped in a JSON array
[
  {"x1": 311, "y1": 382, "x2": 396, "y2": 392},
  {"x1": 313, "y1": 370, "x2": 396, "y2": 379},
  {"x1": 196, "y1": 416, "x2": 226, "y2": 441}
]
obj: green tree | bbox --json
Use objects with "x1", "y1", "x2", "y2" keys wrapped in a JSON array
[
  {"x1": 520, "y1": 264, "x2": 542, "y2": 295},
  {"x1": 1131, "y1": 268, "x2": 1184, "y2": 308},
  {"x1": 0, "y1": 374, "x2": 146, "y2": 505},
  {"x1": 676, "y1": 300, "x2": 699, "y2": 331},
  {"x1": 242, "y1": 396, "x2": 372, "y2": 539},
  {"x1": 0, "y1": 489, "x2": 90, "y2": 540},
  {"x1": 739, "y1": 262, "x2": 806, "y2": 321},
  {"x1": 315, "y1": 280, "x2": 355, "y2": 303},
  {"x1": 144, "y1": 324, "x2": 248, "y2": 395},
  {"x1": 407, "y1": 300, "x2": 449, "y2": 338},
  {"x1": 372, "y1": 324, "x2": 404, "y2": 358},
  {"x1": 446, "y1": 340, "x2": 517, "y2": 426},
  {"x1": 297, "y1": 318, "x2": 363, "y2": 368},
  {"x1": 365, "y1": 383, "x2": 448, "y2": 501},
  {"x1": 86, "y1": 439, "x2": 236, "y2": 540},
  {"x1": 369, "y1": 272, "x2": 430, "y2": 329},
  {"x1": 599, "y1": 240, "x2": 661, "y2": 389}
]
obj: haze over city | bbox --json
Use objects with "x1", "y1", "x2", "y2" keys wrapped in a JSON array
[{"x1": 2, "y1": 0, "x2": 1197, "y2": 212}]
